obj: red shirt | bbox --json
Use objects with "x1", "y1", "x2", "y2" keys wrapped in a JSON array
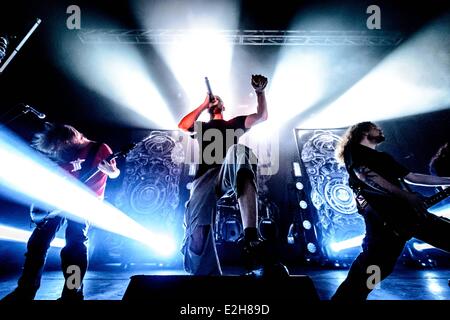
[{"x1": 59, "y1": 142, "x2": 113, "y2": 199}]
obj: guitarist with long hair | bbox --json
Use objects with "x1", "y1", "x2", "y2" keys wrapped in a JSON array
[
  {"x1": 332, "y1": 121, "x2": 450, "y2": 301},
  {"x1": 3, "y1": 123, "x2": 120, "y2": 301}
]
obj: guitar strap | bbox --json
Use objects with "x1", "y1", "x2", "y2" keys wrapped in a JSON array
[{"x1": 343, "y1": 147, "x2": 390, "y2": 213}]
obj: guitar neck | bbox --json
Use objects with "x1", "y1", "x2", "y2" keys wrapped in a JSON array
[
  {"x1": 82, "y1": 168, "x2": 102, "y2": 183},
  {"x1": 424, "y1": 188, "x2": 450, "y2": 209},
  {"x1": 79, "y1": 154, "x2": 117, "y2": 183},
  {"x1": 77, "y1": 143, "x2": 134, "y2": 183}
]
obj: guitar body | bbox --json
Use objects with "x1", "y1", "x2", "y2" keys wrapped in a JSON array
[
  {"x1": 360, "y1": 191, "x2": 416, "y2": 238},
  {"x1": 360, "y1": 187, "x2": 450, "y2": 238}
]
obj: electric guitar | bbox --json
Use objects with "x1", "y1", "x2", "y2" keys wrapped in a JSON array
[
  {"x1": 30, "y1": 143, "x2": 135, "y2": 224},
  {"x1": 361, "y1": 186, "x2": 450, "y2": 238},
  {"x1": 205, "y1": 76, "x2": 214, "y2": 102}
]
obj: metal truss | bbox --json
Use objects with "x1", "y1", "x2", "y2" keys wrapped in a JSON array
[{"x1": 78, "y1": 29, "x2": 403, "y2": 46}]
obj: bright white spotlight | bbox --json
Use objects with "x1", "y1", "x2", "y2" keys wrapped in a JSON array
[
  {"x1": 306, "y1": 242, "x2": 317, "y2": 253},
  {"x1": 330, "y1": 235, "x2": 365, "y2": 252},
  {"x1": 269, "y1": 49, "x2": 328, "y2": 131},
  {"x1": 140, "y1": 1, "x2": 238, "y2": 115},
  {"x1": 299, "y1": 200, "x2": 308, "y2": 209},
  {"x1": 0, "y1": 128, "x2": 177, "y2": 258},
  {"x1": 0, "y1": 225, "x2": 65, "y2": 248},
  {"x1": 302, "y1": 220, "x2": 312, "y2": 230},
  {"x1": 302, "y1": 15, "x2": 450, "y2": 129},
  {"x1": 62, "y1": 38, "x2": 175, "y2": 129},
  {"x1": 412, "y1": 242, "x2": 435, "y2": 252},
  {"x1": 293, "y1": 162, "x2": 302, "y2": 177},
  {"x1": 155, "y1": 28, "x2": 234, "y2": 120}
]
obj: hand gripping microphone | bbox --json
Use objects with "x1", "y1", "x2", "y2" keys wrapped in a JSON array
[{"x1": 205, "y1": 77, "x2": 215, "y2": 102}]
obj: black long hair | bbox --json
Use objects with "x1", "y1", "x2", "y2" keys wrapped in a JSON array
[{"x1": 336, "y1": 121, "x2": 376, "y2": 164}]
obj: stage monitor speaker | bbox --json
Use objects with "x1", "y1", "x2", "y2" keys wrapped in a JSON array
[{"x1": 122, "y1": 275, "x2": 319, "y2": 302}]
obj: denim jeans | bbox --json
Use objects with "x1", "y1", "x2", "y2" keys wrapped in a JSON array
[{"x1": 15, "y1": 215, "x2": 89, "y2": 300}]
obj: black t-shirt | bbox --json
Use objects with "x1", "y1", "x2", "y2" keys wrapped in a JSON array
[
  {"x1": 348, "y1": 144, "x2": 410, "y2": 187},
  {"x1": 188, "y1": 116, "x2": 249, "y2": 179}
]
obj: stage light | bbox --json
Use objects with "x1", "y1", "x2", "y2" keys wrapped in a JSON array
[
  {"x1": 61, "y1": 32, "x2": 175, "y2": 129},
  {"x1": 270, "y1": 49, "x2": 327, "y2": 130},
  {"x1": 0, "y1": 128, "x2": 177, "y2": 258},
  {"x1": 137, "y1": 1, "x2": 238, "y2": 118},
  {"x1": 287, "y1": 223, "x2": 300, "y2": 245},
  {"x1": 330, "y1": 235, "x2": 365, "y2": 252},
  {"x1": 301, "y1": 15, "x2": 450, "y2": 128},
  {"x1": 293, "y1": 162, "x2": 302, "y2": 177},
  {"x1": 412, "y1": 242, "x2": 435, "y2": 252},
  {"x1": 302, "y1": 220, "x2": 312, "y2": 230},
  {"x1": 299, "y1": 200, "x2": 308, "y2": 209},
  {"x1": 287, "y1": 234, "x2": 295, "y2": 245},
  {"x1": 306, "y1": 242, "x2": 317, "y2": 253},
  {"x1": 0, "y1": 225, "x2": 65, "y2": 248},
  {"x1": 157, "y1": 29, "x2": 234, "y2": 123},
  {"x1": 188, "y1": 164, "x2": 197, "y2": 177},
  {"x1": 153, "y1": 28, "x2": 231, "y2": 117}
]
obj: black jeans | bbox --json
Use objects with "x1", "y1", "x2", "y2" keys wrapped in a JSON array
[
  {"x1": 332, "y1": 205, "x2": 450, "y2": 301},
  {"x1": 15, "y1": 216, "x2": 89, "y2": 300}
]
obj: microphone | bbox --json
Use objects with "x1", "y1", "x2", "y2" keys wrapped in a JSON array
[
  {"x1": 23, "y1": 104, "x2": 46, "y2": 119},
  {"x1": 204, "y1": 77, "x2": 214, "y2": 102}
]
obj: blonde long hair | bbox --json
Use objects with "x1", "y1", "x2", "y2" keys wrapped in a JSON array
[{"x1": 32, "y1": 123, "x2": 88, "y2": 161}]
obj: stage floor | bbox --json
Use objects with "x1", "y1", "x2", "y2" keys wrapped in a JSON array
[{"x1": 0, "y1": 266, "x2": 449, "y2": 300}]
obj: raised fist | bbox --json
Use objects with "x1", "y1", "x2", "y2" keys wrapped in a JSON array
[{"x1": 251, "y1": 74, "x2": 268, "y2": 93}]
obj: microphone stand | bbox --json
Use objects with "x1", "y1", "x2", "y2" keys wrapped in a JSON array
[
  {"x1": 0, "y1": 18, "x2": 43, "y2": 126},
  {"x1": 0, "y1": 18, "x2": 42, "y2": 74},
  {"x1": 0, "y1": 103, "x2": 45, "y2": 126}
]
